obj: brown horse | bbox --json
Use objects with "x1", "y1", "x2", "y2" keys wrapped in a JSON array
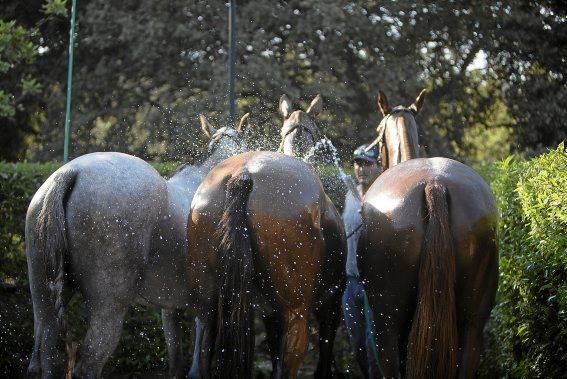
[
  {"x1": 357, "y1": 90, "x2": 499, "y2": 378},
  {"x1": 187, "y1": 151, "x2": 346, "y2": 378},
  {"x1": 365, "y1": 89, "x2": 426, "y2": 170}
]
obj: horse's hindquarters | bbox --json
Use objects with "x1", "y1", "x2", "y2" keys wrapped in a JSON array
[
  {"x1": 188, "y1": 151, "x2": 346, "y2": 376},
  {"x1": 359, "y1": 157, "x2": 498, "y2": 377}
]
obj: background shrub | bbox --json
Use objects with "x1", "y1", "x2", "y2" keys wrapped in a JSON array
[{"x1": 479, "y1": 144, "x2": 567, "y2": 378}]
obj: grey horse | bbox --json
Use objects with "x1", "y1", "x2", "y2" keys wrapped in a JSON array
[{"x1": 26, "y1": 114, "x2": 250, "y2": 378}]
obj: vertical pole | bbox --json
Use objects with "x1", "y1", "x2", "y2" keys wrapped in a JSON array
[
  {"x1": 228, "y1": 0, "x2": 237, "y2": 125},
  {"x1": 63, "y1": 0, "x2": 77, "y2": 163}
]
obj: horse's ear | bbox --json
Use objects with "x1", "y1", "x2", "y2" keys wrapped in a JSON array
[
  {"x1": 199, "y1": 114, "x2": 216, "y2": 138},
  {"x1": 377, "y1": 91, "x2": 389, "y2": 116},
  {"x1": 306, "y1": 94, "x2": 323, "y2": 115},
  {"x1": 279, "y1": 95, "x2": 292, "y2": 119},
  {"x1": 410, "y1": 89, "x2": 427, "y2": 114},
  {"x1": 238, "y1": 112, "x2": 251, "y2": 132}
]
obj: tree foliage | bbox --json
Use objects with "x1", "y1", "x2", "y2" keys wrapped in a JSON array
[{"x1": 0, "y1": 0, "x2": 565, "y2": 163}]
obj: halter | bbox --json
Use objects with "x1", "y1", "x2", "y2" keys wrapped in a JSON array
[
  {"x1": 365, "y1": 107, "x2": 417, "y2": 154},
  {"x1": 277, "y1": 122, "x2": 320, "y2": 153}
]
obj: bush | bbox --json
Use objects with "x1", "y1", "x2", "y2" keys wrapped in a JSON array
[{"x1": 480, "y1": 144, "x2": 567, "y2": 378}]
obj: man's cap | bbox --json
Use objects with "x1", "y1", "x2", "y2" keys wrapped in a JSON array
[{"x1": 352, "y1": 144, "x2": 379, "y2": 163}]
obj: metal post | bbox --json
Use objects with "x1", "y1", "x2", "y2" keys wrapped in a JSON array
[
  {"x1": 63, "y1": 0, "x2": 77, "y2": 163},
  {"x1": 228, "y1": 0, "x2": 237, "y2": 125}
]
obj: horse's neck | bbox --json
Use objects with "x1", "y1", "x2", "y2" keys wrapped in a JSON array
[
  {"x1": 389, "y1": 120, "x2": 419, "y2": 166},
  {"x1": 200, "y1": 148, "x2": 234, "y2": 172}
]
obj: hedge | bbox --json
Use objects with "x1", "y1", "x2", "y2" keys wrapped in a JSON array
[
  {"x1": 478, "y1": 143, "x2": 567, "y2": 378},
  {"x1": 1, "y1": 145, "x2": 566, "y2": 376}
]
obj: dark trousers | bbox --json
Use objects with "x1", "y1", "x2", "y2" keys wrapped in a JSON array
[{"x1": 342, "y1": 276, "x2": 379, "y2": 378}]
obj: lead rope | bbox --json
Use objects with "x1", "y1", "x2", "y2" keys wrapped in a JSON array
[
  {"x1": 365, "y1": 117, "x2": 387, "y2": 155},
  {"x1": 363, "y1": 291, "x2": 385, "y2": 378}
]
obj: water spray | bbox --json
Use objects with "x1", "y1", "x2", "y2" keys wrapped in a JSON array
[{"x1": 303, "y1": 137, "x2": 362, "y2": 202}]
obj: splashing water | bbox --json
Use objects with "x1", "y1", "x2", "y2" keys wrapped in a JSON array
[{"x1": 303, "y1": 137, "x2": 361, "y2": 201}]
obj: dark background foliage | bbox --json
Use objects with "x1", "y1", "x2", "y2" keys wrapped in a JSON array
[{"x1": 1, "y1": 0, "x2": 565, "y2": 164}]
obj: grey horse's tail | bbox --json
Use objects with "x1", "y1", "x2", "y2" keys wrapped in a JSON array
[
  {"x1": 214, "y1": 171, "x2": 254, "y2": 378},
  {"x1": 37, "y1": 168, "x2": 77, "y2": 359}
]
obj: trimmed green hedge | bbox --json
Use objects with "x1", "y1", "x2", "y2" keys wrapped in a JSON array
[
  {"x1": 1, "y1": 146, "x2": 566, "y2": 376},
  {"x1": 479, "y1": 144, "x2": 567, "y2": 378}
]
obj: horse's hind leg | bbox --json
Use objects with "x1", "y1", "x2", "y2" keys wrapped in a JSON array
[
  {"x1": 263, "y1": 311, "x2": 283, "y2": 371},
  {"x1": 72, "y1": 300, "x2": 128, "y2": 379},
  {"x1": 188, "y1": 312, "x2": 217, "y2": 379},
  {"x1": 315, "y1": 293, "x2": 342, "y2": 378},
  {"x1": 27, "y1": 248, "x2": 66, "y2": 378},
  {"x1": 457, "y1": 250, "x2": 498, "y2": 379},
  {"x1": 27, "y1": 295, "x2": 66, "y2": 378},
  {"x1": 162, "y1": 308, "x2": 184, "y2": 379},
  {"x1": 276, "y1": 308, "x2": 309, "y2": 379}
]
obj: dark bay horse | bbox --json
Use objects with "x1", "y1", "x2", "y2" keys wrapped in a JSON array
[
  {"x1": 26, "y1": 114, "x2": 250, "y2": 378},
  {"x1": 188, "y1": 151, "x2": 346, "y2": 378},
  {"x1": 358, "y1": 91, "x2": 499, "y2": 378}
]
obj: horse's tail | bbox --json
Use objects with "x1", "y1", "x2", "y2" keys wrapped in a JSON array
[
  {"x1": 215, "y1": 171, "x2": 255, "y2": 377},
  {"x1": 36, "y1": 168, "x2": 78, "y2": 367},
  {"x1": 406, "y1": 179, "x2": 458, "y2": 379}
]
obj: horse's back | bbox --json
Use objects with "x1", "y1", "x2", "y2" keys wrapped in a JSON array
[{"x1": 192, "y1": 152, "x2": 326, "y2": 227}]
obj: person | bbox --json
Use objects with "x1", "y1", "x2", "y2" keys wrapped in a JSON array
[{"x1": 342, "y1": 144, "x2": 383, "y2": 377}]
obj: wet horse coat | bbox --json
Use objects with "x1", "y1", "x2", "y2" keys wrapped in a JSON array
[
  {"x1": 25, "y1": 115, "x2": 249, "y2": 378},
  {"x1": 358, "y1": 91, "x2": 499, "y2": 378},
  {"x1": 188, "y1": 151, "x2": 346, "y2": 378}
]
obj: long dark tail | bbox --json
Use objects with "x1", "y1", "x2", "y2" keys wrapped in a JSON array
[
  {"x1": 215, "y1": 171, "x2": 254, "y2": 377},
  {"x1": 406, "y1": 179, "x2": 458, "y2": 378},
  {"x1": 36, "y1": 168, "x2": 77, "y2": 367}
]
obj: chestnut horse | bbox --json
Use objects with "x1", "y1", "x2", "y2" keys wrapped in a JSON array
[
  {"x1": 26, "y1": 114, "x2": 250, "y2": 378},
  {"x1": 188, "y1": 151, "x2": 346, "y2": 378},
  {"x1": 358, "y1": 90, "x2": 499, "y2": 378}
]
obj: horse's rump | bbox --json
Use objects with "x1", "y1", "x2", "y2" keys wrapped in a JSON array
[
  {"x1": 189, "y1": 151, "x2": 346, "y2": 375},
  {"x1": 360, "y1": 157, "x2": 498, "y2": 378}
]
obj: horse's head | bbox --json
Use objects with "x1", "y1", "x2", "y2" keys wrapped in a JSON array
[
  {"x1": 200, "y1": 113, "x2": 250, "y2": 160},
  {"x1": 278, "y1": 94, "x2": 323, "y2": 158},
  {"x1": 367, "y1": 89, "x2": 427, "y2": 170}
]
